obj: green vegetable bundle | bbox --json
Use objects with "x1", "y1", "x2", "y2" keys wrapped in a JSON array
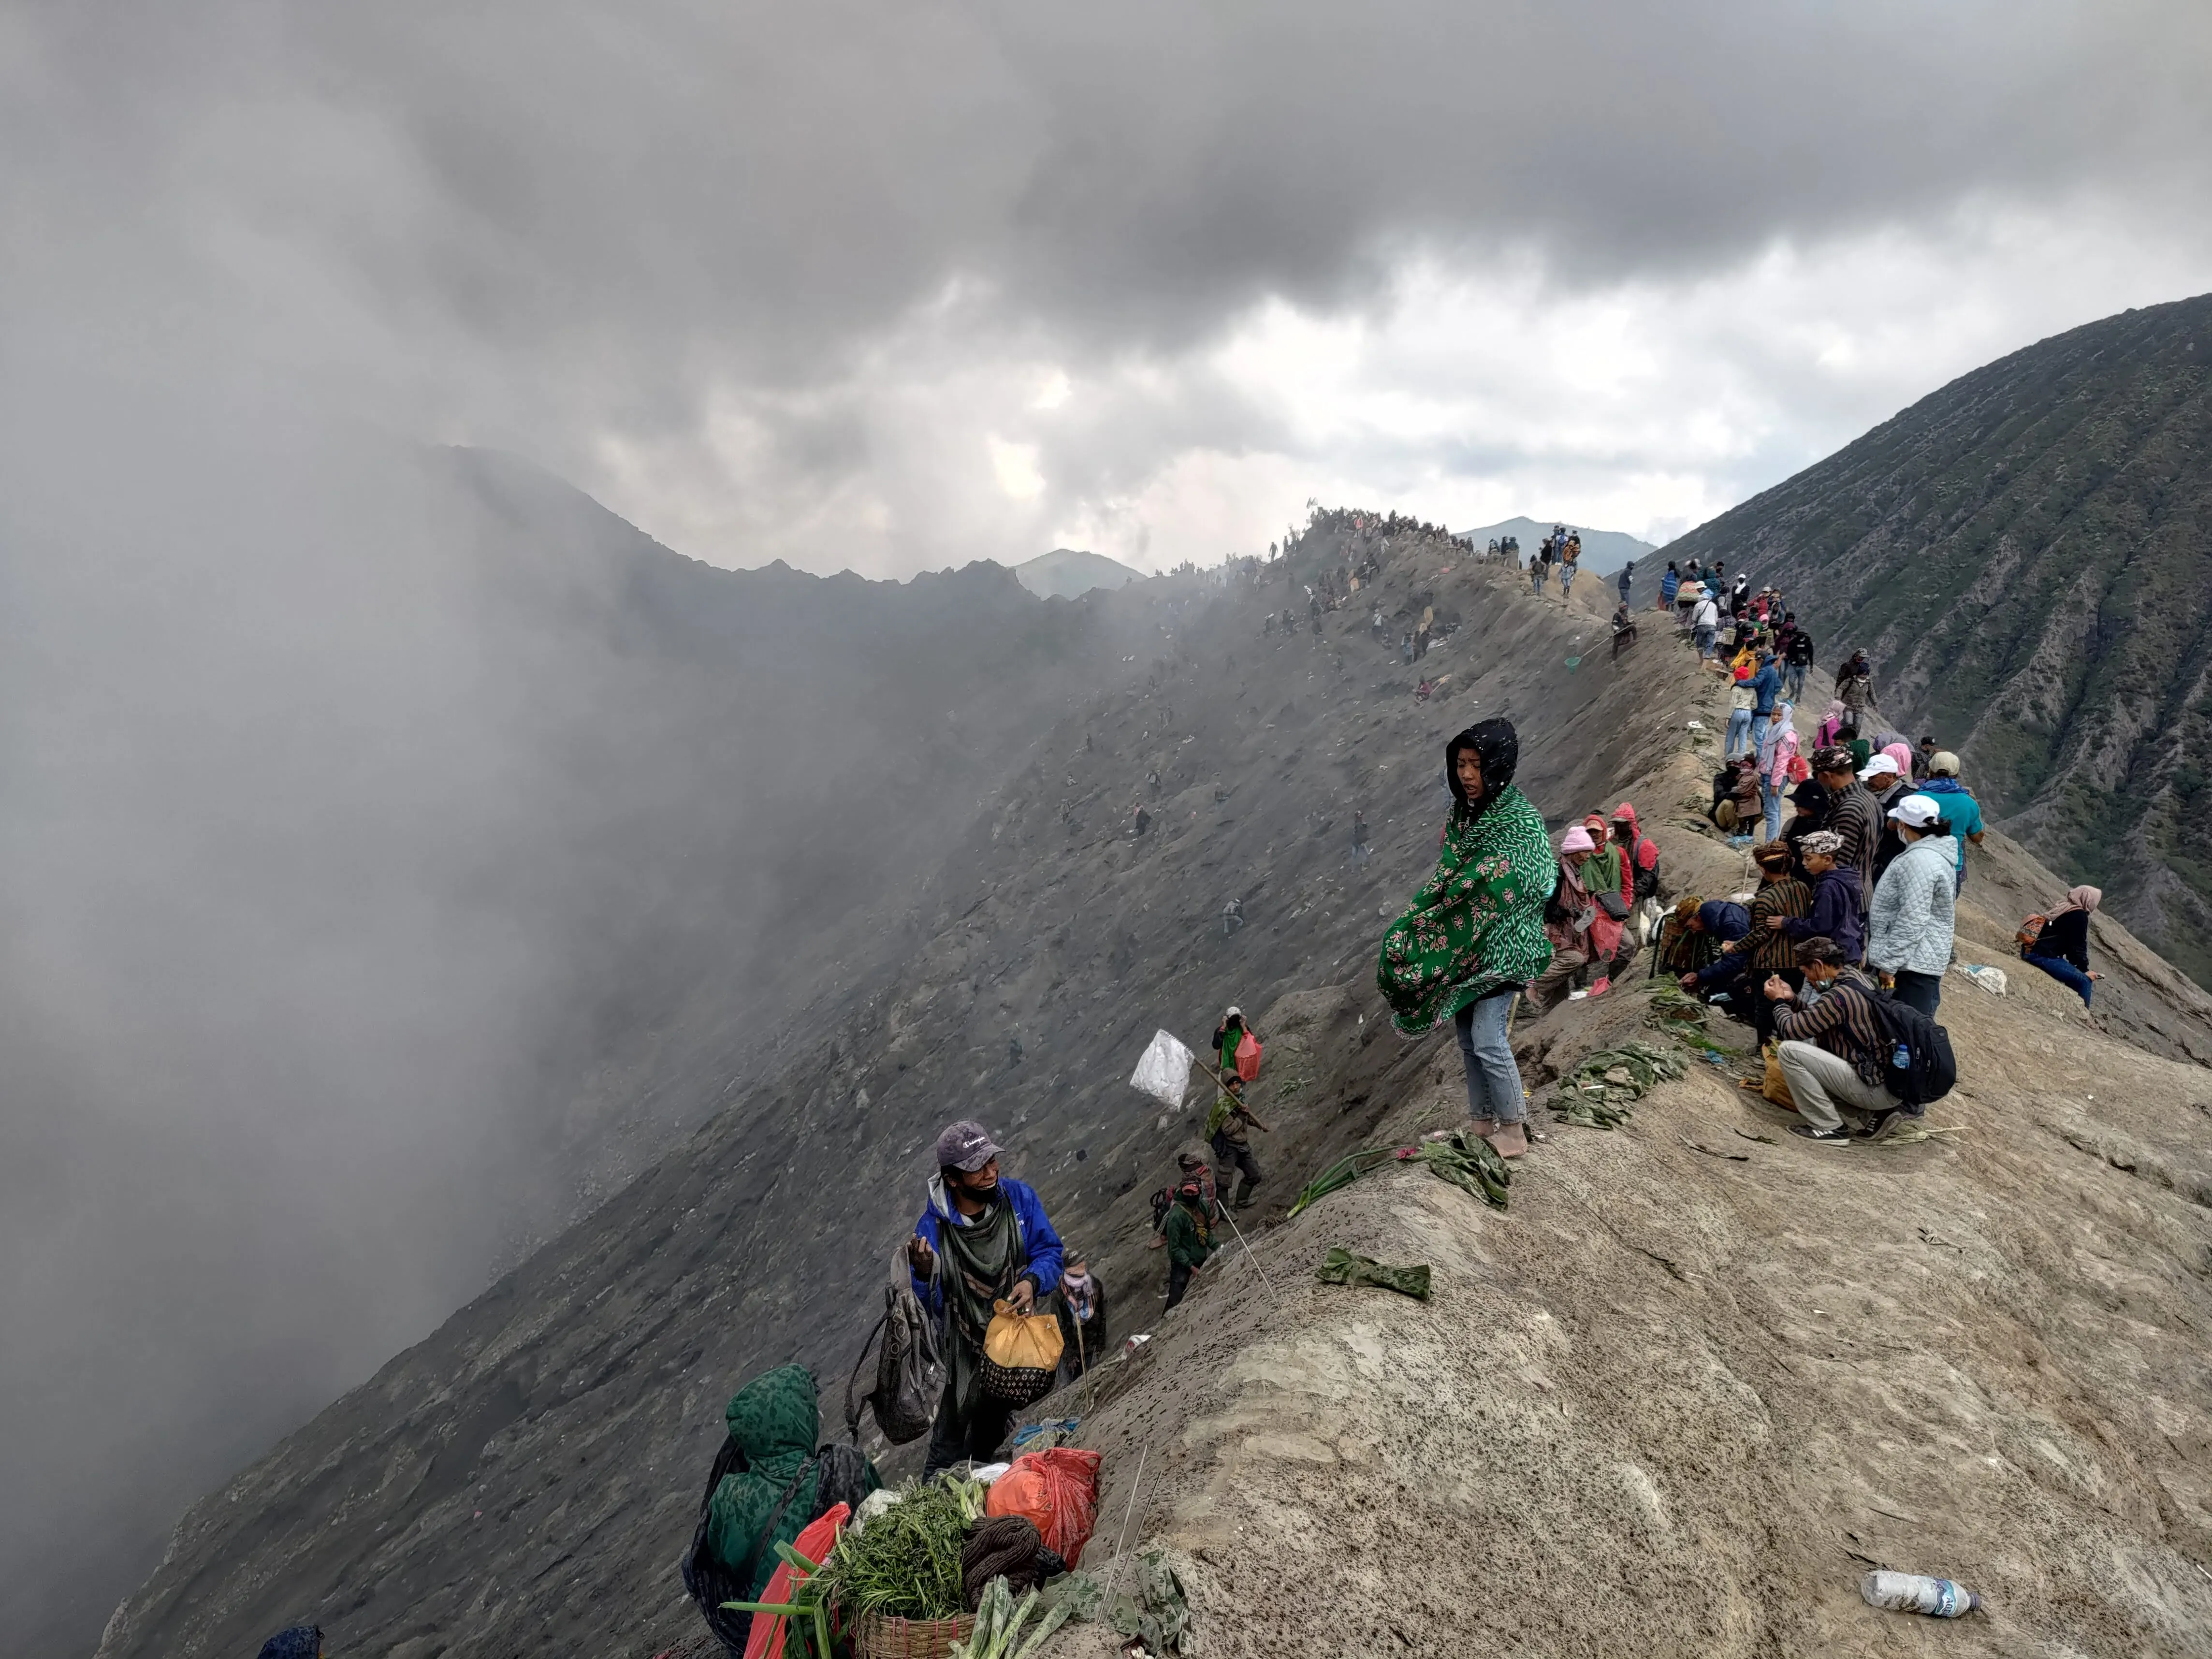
[
  {"x1": 951, "y1": 1574, "x2": 1072, "y2": 1659},
  {"x1": 1552, "y1": 1041, "x2": 1686, "y2": 1130},
  {"x1": 1284, "y1": 1147, "x2": 1398, "y2": 1217},
  {"x1": 1284, "y1": 1134, "x2": 1509, "y2": 1218},
  {"x1": 817, "y1": 1475, "x2": 975, "y2": 1622}
]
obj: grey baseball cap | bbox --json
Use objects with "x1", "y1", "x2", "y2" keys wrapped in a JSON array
[{"x1": 934, "y1": 1119, "x2": 1002, "y2": 1172}]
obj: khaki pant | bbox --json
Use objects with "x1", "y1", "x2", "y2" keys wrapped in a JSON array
[
  {"x1": 1776, "y1": 1040, "x2": 1895, "y2": 1134},
  {"x1": 1526, "y1": 947, "x2": 1589, "y2": 1012}
]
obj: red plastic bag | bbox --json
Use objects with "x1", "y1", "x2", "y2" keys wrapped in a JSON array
[
  {"x1": 984, "y1": 1448, "x2": 1102, "y2": 1567},
  {"x1": 743, "y1": 1503, "x2": 847, "y2": 1659},
  {"x1": 1234, "y1": 1031, "x2": 1261, "y2": 1082}
]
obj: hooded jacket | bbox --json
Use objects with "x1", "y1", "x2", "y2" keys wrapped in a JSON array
[
  {"x1": 706, "y1": 1365, "x2": 880, "y2": 1599},
  {"x1": 1867, "y1": 834, "x2": 1958, "y2": 977},
  {"x1": 1608, "y1": 803, "x2": 1660, "y2": 902}
]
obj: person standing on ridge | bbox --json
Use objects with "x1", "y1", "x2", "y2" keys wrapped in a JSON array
[
  {"x1": 1866, "y1": 794, "x2": 1957, "y2": 1018},
  {"x1": 1691, "y1": 588, "x2": 1721, "y2": 659},
  {"x1": 1772, "y1": 829, "x2": 1865, "y2": 966},
  {"x1": 1660, "y1": 562, "x2": 1681, "y2": 613},
  {"x1": 1376, "y1": 719, "x2": 1554, "y2": 1158},
  {"x1": 908, "y1": 1120, "x2": 1065, "y2": 1473},
  {"x1": 1781, "y1": 616, "x2": 1814, "y2": 704},
  {"x1": 1835, "y1": 650, "x2": 1876, "y2": 725},
  {"x1": 1759, "y1": 699, "x2": 1801, "y2": 844},
  {"x1": 1618, "y1": 558, "x2": 1636, "y2": 607},
  {"x1": 1916, "y1": 752, "x2": 1984, "y2": 893},
  {"x1": 1812, "y1": 746, "x2": 1880, "y2": 907}
]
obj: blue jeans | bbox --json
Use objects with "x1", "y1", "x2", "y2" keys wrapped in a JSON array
[
  {"x1": 1694, "y1": 626, "x2": 1716, "y2": 656},
  {"x1": 2028, "y1": 952, "x2": 2093, "y2": 1007},
  {"x1": 1531, "y1": 567, "x2": 1547, "y2": 594},
  {"x1": 1561, "y1": 566, "x2": 1577, "y2": 595},
  {"x1": 1725, "y1": 708, "x2": 1755, "y2": 759},
  {"x1": 1761, "y1": 781, "x2": 1783, "y2": 842},
  {"x1": 1454, "y1": 990, "x2": 1527, "y2": 1125},
  {"x1": 1783, "y1": 663, "x2": 1807, "y2": 703}
]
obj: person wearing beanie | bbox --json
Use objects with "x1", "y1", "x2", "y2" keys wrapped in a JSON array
[
  {"x1": 1527, "y1": 824, "x2": 1600, "y2": 1013},
  {"x1": 1915, "y1": 750, "x2": 1984, "y2": 893}
]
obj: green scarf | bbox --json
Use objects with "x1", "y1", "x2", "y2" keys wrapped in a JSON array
[
  {"x1": 1376, "y1": 785, "x2": 1556, "y2": 1034},
  {"x1": 1582, "y1": 840, "x2": 1623, "y2": 900},
  {"x1": 936, "y1": 1191, "x2": 1021, "y2": 1415}
]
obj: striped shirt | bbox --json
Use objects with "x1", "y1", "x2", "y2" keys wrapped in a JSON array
[{"x1": 1773, "y1": 966, "x2": 1887, "y2": 1085}]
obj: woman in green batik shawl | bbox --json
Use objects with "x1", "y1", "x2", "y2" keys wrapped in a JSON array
[{"x1": 1376, "y1": 719, "x2": 1554, "y2": 1157}]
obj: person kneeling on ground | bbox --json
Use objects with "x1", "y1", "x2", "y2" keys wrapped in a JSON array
[
  {"x1": 908, "y1": 1120, "x2": 1065, "y2": 1473},
  {"x1": 1161, "y1": 1181, "x2": 1216, "y2": 1310},
  {"x1": 1377, "y1": 719, "x2": 1553, "y2": 1158},
  {"x1": 1676, "y1": 899, "x2": 1754, "y2": 1013},
  {"x1": 1206, "y1": 1075, "x2": 1269, "y2": 1208},
  {"x1": 1763, "y1": 939, "x2": 1903, "y2": 1144}
]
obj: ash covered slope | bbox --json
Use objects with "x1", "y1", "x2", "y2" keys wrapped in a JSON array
[
  {"x1": 1658, "y1": 293, "x2": 2212, "y2": 983},
  {"x1": 0, "y1": 423, "x2": 1192, "y2": 1659},
  {"x1": 91, "y1": 528, "x2": 1679, "y2": 1659}
]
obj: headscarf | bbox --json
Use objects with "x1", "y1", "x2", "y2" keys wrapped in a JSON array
[
  {"x1": 2053, "y1": 886, "x2": 2103, "y2": 916},
  {"x1": 1881, "y1": 741, "x2": 1915, "y2": 784},
  {"x1": 1799, "y1": 830, "x2": 1844, "y2": 858},
  {"x1": 1443, "y1": 719, "x2": 1519, "y2": 815}
]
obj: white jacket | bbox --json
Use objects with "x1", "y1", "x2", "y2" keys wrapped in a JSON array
[
  {"x1": 1867, "y1": 834, "x2": 1957, "y2": 977},
  {"x1": 1692, "y1": 598, "x2": 1719, "y2": 629}
]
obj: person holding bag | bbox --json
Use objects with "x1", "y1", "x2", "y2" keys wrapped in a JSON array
[{"x1": 907, "y1": 1120, "x2": 1064, "y2": 1473}]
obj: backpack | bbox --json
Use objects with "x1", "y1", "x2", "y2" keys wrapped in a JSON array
[
  {"x1": 1868, "y1": 991, "x2": 1956, "y2": 1112},
  {"x1": 843, "y1": 1249, "x2": 946, "y2": 1446},
  {"x1": 2015, "y1": 913, "x2": 2047, "y2": 956}
]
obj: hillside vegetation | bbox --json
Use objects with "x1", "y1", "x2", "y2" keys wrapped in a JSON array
[{"x1": 1661, "y1": 293, "x2": 2212, "y2": 982}]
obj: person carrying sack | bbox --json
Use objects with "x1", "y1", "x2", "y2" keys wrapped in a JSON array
[{"x1": 908, "y1": 1120, "x2": 1064, "y2": 1474}]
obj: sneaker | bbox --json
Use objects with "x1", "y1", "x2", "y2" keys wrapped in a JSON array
[
  {"x1": 1857, "y1": 1110, "x2": 1906, "y2": 1142},
  {"x1": 1788, "y1": 1124, "x2": 1852, "y2": 1145},
  {"x1": 1485, "y1": 1120, "x2": 1530, "y2": 1158}
]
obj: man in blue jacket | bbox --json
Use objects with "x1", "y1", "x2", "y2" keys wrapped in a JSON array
[{"x1": 908, "y1": 1119, "x2": 1065, "y2": 1473}]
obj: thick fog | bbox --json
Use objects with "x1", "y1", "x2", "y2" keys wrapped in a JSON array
[{"x1": 6, "y1": 2, "x2": 2212, "y2": 1654}]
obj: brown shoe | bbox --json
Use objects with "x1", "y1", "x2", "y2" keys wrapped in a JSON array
[{"x1": 1485, "y1": 1120, "x2": 1529, "y2": 1158}]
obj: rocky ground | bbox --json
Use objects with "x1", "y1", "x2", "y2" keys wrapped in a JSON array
[{"x1": 95, "y1": 531, "x2": 2212, "y2": 1658}]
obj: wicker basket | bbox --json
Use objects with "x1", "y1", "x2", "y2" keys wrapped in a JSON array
[{"x1": 853, "y1": 1610, "x2": 976, "y2": 1659}]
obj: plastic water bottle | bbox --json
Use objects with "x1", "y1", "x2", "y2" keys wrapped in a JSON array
[
  {"x1": 1861, "y1": 1572, "x2": 1981, "y2": 1617},
  {"x1": 1892, "y1": 1042, "x2": 1911, "y2": 1070}
]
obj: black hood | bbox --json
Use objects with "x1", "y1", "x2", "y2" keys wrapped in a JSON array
[{"x1": 1444, "y1": 719, "x2": 1519, "y2": 812}]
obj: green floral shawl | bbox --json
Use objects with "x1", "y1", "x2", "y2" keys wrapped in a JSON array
[{"x1": 1377, "y1": 785, "x2": 1556, "y2": 1033}]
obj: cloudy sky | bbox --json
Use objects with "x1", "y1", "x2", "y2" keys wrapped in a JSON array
[{"x1": 9, "y1": 0, "x2": 2212, "y2": 580}]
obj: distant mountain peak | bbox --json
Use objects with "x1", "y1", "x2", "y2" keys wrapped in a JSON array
[{"x1": 1012, "y1": 546, "x2": 1145, "y2": 599}]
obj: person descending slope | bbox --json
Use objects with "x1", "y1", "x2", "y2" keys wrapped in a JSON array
[
  {"x1": 1161, "y1": 1180, "x2": 1216, "y2": 1309},
  {"x1": 1055, "y1": 1255, "x2": 1108, "y2": 1379},
  {"x1": 2022, "y1": 886, "x2": 2103, "y2": 1007},
  {"x1": 1377, "y1": 719, "x2": 1555, "y2": 1158},
  {"x1": 908, "y1": 1120, "x2": 1065, "y2": 1473}
]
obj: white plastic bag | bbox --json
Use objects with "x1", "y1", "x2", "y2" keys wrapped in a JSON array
[
  {"x1": 1130, "y1": 1028, "x2": 1195, "y2": 1108},
  {"x1": 1954, "y1": 962, "x2": 2008, "y2": 996}
]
